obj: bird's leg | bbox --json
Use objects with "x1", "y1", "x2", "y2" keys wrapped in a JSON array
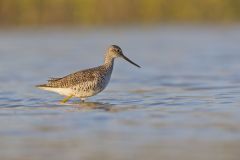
[
  {"x1": 80, "y1": 98, "x2": 86, "y2": 103},
  {"x1": 61, "y1": 95, "x2": 73, "y2": 103}
]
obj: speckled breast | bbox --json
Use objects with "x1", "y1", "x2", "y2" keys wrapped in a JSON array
[{"x1": 71, "y1": 66, "x2": 113, "y2": 98}]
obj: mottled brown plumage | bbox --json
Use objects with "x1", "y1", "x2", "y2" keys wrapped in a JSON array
[
  {"x1": 36, "y1": 45, "x2": 140, "y2": 102},
  {"x1": 44, "y1": 66, "x2": 106, "y2": 88}
]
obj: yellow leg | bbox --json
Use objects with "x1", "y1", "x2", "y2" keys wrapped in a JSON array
[{"x1": 61, "y1": 95, "x2": 73, "y2": 103}]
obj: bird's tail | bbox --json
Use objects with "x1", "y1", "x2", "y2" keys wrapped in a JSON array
[{"x1": 35, "y1": 84, "x2": 49, "y2": 88}]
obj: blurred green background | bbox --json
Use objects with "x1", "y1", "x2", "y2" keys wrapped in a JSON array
[{"x1": 1, "y1": 0, "x2": 240, "y2": 27}]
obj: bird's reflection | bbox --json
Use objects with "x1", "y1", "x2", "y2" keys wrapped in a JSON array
[
  {"x1": 60, "y1": 100, "x2": 139, "y2": 113},
  {"x1": 70, "y1": 101, "x2": 117, "y2": 112}
]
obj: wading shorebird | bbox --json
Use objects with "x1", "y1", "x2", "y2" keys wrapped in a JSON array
[{"x1": 36, "y1": 45, "x2": 141, "y2": 103}]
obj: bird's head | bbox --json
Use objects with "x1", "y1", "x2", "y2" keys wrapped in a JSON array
[{"x1": 105, "y1": 45, "x2": 141, "y2": 68}]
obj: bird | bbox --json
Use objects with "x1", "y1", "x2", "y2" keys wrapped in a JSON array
[{"x1": 36, "y1": 45, "x2": 141, "y2": 103}]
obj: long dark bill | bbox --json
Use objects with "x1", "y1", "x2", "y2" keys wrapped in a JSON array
[{"x1": 122, "y1": 54, "x2": 141, "y2": 68}]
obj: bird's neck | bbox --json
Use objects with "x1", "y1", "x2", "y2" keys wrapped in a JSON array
[
  {"x1": 104, "y1": 54, "x2": 114, "y2": 66},
  {"x1": 103, "y1": 56, "x2": 114, "y2": 77}
]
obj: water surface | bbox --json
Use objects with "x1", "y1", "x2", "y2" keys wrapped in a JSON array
[{"x1": 0, "y1": 26, "x2": 240, "y2": 160}]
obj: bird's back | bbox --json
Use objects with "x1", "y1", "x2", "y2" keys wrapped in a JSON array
[
  {"x1": 36, "y1": 63, "x2": 114, "y2": 98},
  {"x1": 43, "y1": 65, "x2": 110, "y2": 88}
]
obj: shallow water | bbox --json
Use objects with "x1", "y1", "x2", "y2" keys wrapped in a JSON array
[{"x1": 0, "y1": 26, "x2": 240, "y2": 160}]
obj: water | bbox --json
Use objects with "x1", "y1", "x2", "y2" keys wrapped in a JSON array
[{"x1": 0, "y1": 26, "x2": 240, "y2": 160}]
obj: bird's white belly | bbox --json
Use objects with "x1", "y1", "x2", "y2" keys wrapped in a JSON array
[{"x1": 39, "y1": 87, "x2": 73, "y2": 96}]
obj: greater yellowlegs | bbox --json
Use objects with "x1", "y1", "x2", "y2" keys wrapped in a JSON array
[{"x1": 36, "y1": 45, "x2": 141, "y2": 103}]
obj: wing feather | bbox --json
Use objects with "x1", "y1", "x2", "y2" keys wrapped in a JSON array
[{"x1": 45, "y1": 66, "x2": 106, "y2": 88}]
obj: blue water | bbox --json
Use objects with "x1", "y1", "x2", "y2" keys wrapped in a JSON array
[{"x1": 0, "y1": 26, "x2": 240, "y2": 160}]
